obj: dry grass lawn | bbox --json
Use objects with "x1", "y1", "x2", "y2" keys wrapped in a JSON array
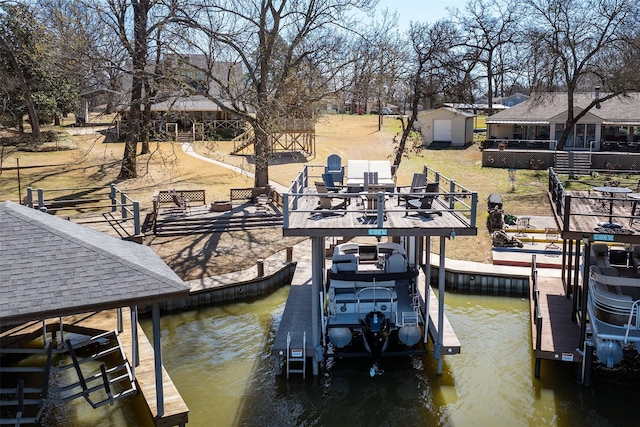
[{"x1": 0, "y1": 114, "x2": 553, "y2": 278}]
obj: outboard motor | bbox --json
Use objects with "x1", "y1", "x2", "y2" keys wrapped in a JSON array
[{"x1": 361, "y1": 311, "x2": 389, "y2": 376}]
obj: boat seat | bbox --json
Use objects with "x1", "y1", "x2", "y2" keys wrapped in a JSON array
[
  {"x1": 590, "y1": 266, "x2": 633, "y2": 307},
  {"x1": 331, "y1": 254, "x2": 358, "y2": 273},
  {"x1": 385, "y1": 252, "x2": 407, "y2": 273},
  {"x1": 333, "y1": 243, "x2": 359, "y2": 257},
  {"x1": 330, "y1": 280, "x2": 356, "y2": 292},
  {"x1": 632, "y1": 246, "x2": 640, "y2": 275},
  {"x1": 590, "y1": 243, "x2": 611, "y2": 268},
  {"x1": 377, "y1": 242, "x2": 406, "y2": 257}
]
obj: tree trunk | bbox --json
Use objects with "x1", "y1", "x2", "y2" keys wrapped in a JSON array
[
  {"x1": 118, "y1": 0, "x2": 149, "y2": 179},
  {"x1": 253, "y1": 126, "x2": 270, "y2": 187},
  {"x1": 556, "y1": 90, "x2": 575, "y2": 151},
  {"x1": 140, "y1": 101, "x2": 151, "y2": 155},
  {"x1": 393, "y1": 77, "x2": 422, "y2": 170},
  {"x1": 0, "y1": 35, "x2": 40, "y2": 140}
]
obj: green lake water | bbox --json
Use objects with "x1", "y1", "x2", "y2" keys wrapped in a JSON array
[{"x1": 30, "y1": 287, "x2": 640, "y2": 426}]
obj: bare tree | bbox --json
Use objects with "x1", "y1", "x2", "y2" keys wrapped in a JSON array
[
  {"x1": 525, "y1": 0, "x2": 640, "y2": 150},
  {"x1": 393, "y1": 20, "x2": 461, "y2": 169},
  {"x1": 173, "y1": 0, "x2": 376, "y2": 188},
  {"x1": 87, "y1": 0, "x2": 180, "y2": 179},
  {"x1": 453, "y1": 0, "x2": 520, "y2": 114}
]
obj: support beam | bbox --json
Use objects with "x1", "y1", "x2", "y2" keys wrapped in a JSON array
[
  {"x1": 437, "y1": 236, "x2": 446, "y2": 375},
  {"x1": 311, "y1": 236, "x2": 324, "y2": 376},
  {"x1": 424, "y1": 237, "x2": 431, "y2": 345},
  {"x1": 131, "y1": 306, "x2": 139, "y2": 381},
  {"x1": 152, "y1": 304, "x2": 164, "y2": 417},
  {"x1": 579, "y1": 240, "x2": 591, "y2": 348},
  {"x1": 572, "y1": 239, "x2": 581, "y2": 322}
]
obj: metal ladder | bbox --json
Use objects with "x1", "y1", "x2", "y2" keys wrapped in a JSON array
[{"x1": 286, "y1": 331, "x2": 306, "y2": 379}]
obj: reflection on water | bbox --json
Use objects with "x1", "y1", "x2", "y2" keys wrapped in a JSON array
[{"x1": 24, "y1": 288, "x2": 640, "y2": 426}]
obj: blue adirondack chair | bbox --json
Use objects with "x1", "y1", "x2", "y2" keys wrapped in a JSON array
[{"x1": 325, "y1": 154, "x2": 344, "y2": 184}]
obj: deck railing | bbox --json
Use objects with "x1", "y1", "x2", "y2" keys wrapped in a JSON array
[
  {"x1": 548, "y1": 167, "x2": 640, "y2": 231},
  {"x1": 282, "y1": 163, "x2": 478, "y2": 230},
  {"x1": 484, "y1": 138, "x2": 557, "y2": 150},
  {"x1": 26, "y1": 184, "x2": 141, "y2": 237}
]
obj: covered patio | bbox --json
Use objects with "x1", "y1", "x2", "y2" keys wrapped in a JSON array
[{"x1": 485, "y1": 92, "x2": 640, "y2": 151}]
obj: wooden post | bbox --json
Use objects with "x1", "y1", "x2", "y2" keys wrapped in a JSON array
[
  {"x1": 37, "y1": 188, "x2": 44, "y2": 210},
  {"x1": 16, "y1": 158, "x2": 21, "y2": 203},
  {"x1": 424, "y1": 237, "x2": 431, "y2": 345},
  {"x1": 257, "y1": 259, "x2": 264, "y2": 277},
  {"x1": 133, "y1": 201, "x2": 141, "y2": 235},
  {"x1": 111, "y1": 184, "x2": 117, "y2": 212},
  {"x1": 117, "y1": 307, "x2": 123, "y2": 332},
  {"x1": 26, "y1": 187, "x2": 33, "y2": 208},
  {"x1": 579, "y1": 239, "x2": 591, "y2": 348},
  {"x1": 286, "y1": 247, "x2": 293, "y2": 262}
]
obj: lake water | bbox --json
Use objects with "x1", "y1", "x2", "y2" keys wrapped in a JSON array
[{"x1": 35, "y1": 286, "x2": 640, "y2": 426}]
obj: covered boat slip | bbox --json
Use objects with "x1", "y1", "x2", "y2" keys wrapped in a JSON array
[
  {"x1": 275, "y1": 163, "x2": 475, "y2": 377},
  {"x1": 541, "y1": 169, "x2": 640, "y2": 382},
  {"x1": 272, "y1": 254, "x2": 462, "y2": 375},
  {"x1": 0, "y1": 201, "x2": 190, "y2": 426}
]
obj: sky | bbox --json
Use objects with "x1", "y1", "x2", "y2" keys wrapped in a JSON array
[{"x1": 374, "y1": 0, "x2": 468, "y2": 31}]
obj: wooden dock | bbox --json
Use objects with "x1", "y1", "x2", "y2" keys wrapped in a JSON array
[
  {"x1": 272, "y1": 260, "x2": 315, "y2": 375},
  {"x1": 425, "y1": 286, "x2": 461, "y2": 354},
  {"x1": 530, "y1": 276, "x2": 583, "y2": 368}
]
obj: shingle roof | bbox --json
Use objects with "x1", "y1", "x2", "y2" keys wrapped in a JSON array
[
  {"x1": 0, "y1": 201, "x2": 189, "y2": 325},
  {"x1": 486, "y1": 92, "x2": 640, "y2": 124}
]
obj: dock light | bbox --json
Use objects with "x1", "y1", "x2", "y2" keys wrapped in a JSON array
[{"x1": 508, "y1": 168, "x2": 517, "y2": 192}]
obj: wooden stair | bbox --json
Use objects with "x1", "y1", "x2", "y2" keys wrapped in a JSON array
[
  {"x1": 231, "y1": 128, "x2": 255, "y2": 155},
  {"x1": 554, "y1": 151, "x2": 591, "y2": 175},
  {"x1": 154, "y1": 213, "x2": 283, "y2": 236},
  {"x1": 176, "y1": 131, "x2": 194, "y2": 143}
]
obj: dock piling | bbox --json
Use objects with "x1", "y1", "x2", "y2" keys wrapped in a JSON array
[{"x1": 581, "y1": 339, "x2": 594, "y2": 386}]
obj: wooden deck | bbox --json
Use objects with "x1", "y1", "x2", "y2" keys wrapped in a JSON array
[
  {"x1": 283, "y1": 188, "x2": 477, "y2": 238},
  {"x1": 552, "y1": 189, "x2": 640, "y2": 243},
  {"x1": 530, "y1": 276, "x2": 582, "y2": 365}
]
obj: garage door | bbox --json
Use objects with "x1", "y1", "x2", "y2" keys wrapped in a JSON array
[{"x1": 433, "y1": 119, "x2": 452, "y2": 142}]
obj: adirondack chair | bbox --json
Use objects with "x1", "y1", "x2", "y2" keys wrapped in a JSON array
[
  {"x1": 322, "y1": 173, "x2": 346, "y2": 193},
  {"x1": 405, "y1": 182, "x2": 441, "y2": 216},
  {"x1": 325, "y1": 154, "x2": 344, "y2": 184},
  {"x1": 315, "y1": 181, "x2": 345, "y2": 211},
  {"x1": 397, "y1": 173, "x2": 427, "y2": 205},
  {"x1": 168, "y1": 189, "x2": 190, "y2": 215}
]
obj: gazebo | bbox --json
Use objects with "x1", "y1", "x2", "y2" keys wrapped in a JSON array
[{"x1": 0, "y1": 201, "x2": 190, "y2": 425}]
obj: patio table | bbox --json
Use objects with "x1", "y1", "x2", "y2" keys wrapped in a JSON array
[{"x1": 593, "y1": 186, "x2": 632, "y2": 226}]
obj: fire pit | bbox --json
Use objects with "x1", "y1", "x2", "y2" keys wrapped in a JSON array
[{"x1": 210, "y1": 201, "x2": 232, "y2": 212}]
